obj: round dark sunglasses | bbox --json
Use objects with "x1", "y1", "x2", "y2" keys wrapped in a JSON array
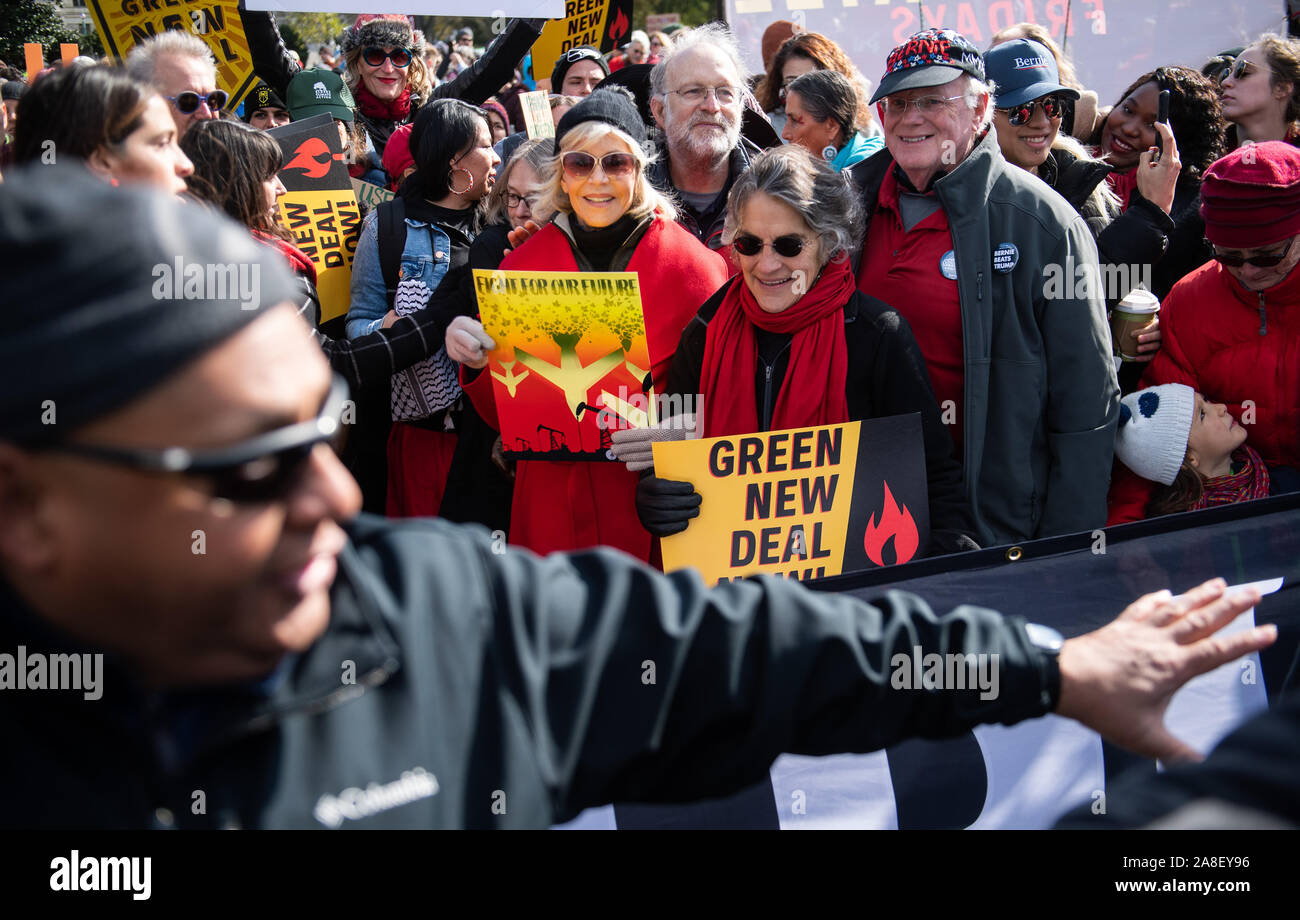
[
  {"x1": 166, "y1": 90, "x2": 229, "y2": 115},
  {"x1": 999, "y1": 94, "x2": 1066, "y2": 126},
  {"x1": 39, "y1": 376, "x2": 350, "y2": 505},
  {"x1": 561, "y1": 151, "x2": 637, "y2": 179},
  {"x1": 1209, "y1": 235, "x2": 1295, "y2": 268},
  {"x1": 732, "y1": 233, "x2": 808, "y2": 258},
  {"x1": 362, "y1": 46, "x2": 413, "y2": 68}
]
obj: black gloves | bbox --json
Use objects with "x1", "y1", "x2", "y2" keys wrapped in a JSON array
[{"x1": 635, "y1": 475, "x2": 701, "y2": 537}]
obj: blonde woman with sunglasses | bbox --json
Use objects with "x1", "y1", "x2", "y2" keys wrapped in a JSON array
[
  {"x1": 1220, "y1": 34, "x2": 1300, "y2": 147},
  {"x1": 448, "y1": 88, "x2": 729, "y2": 563}
]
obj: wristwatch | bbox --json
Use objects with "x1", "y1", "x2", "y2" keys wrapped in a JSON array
[{"x1": 1024, "y1": 622, "x2": 1064, "y2": 711}]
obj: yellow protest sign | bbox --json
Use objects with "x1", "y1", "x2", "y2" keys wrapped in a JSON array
[
  {"x1": 653, "y1": 416, "x2": 931, "y2": 585},
  {"x1": 473, "y1": 268, "x2": 654, "y2": 460},
  {"x1": 86, "y1": 0, "x2": 259, "y2": 110},
  {"x1": 532, "y1": 0, "x2": 633, "y2": 89}
]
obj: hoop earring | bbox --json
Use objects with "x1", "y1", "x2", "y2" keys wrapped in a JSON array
[{"x1": 448, "y1": 166, "x2": 474, "y2": 196}]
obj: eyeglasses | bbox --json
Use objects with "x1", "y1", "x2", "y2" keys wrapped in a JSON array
[
  {"x1": 668, "y1": 85, "x2": 740, "y2": 106},
  {"x1": 1228, "y1": 56, "x2": 1259, "y2": 81},
  {"x1": 732, "y1": 233, "x2": 809, "y2": 258},
  {"x1": 362, "y1": 46, "x2": 413, "y2": 68},
  {"x1": 561, "y1": 151, "x2": 638, "y2": 179},
  {"x1": 998, "y1": 94, "x2": 1067, "y2": 126},
  {"x1": 40, "y1": 376, "x2": 350, "y2": 504},
  {"x1": 506, "y1": 191, "x2": 539, "y2": 210},
  {"x1": 877, "y1": 94, "x2": 965, "y2": 118},
  {"x1": 1209, "y1": 235, "x2": 1296, "y2": 268},
  {"x1": 165, "y1": 90, "x2": 228, "y2": 114}
]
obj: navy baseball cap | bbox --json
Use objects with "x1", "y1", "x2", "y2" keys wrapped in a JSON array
[
  {"x1": 871, "y1": 29, "x2": 985, "y2": 103},
  {"x1": 984, "y1": 39, "x2": 1079, "y2": 109}
]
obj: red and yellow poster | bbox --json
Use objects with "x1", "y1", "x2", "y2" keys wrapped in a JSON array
[
  {"x1": 653, "y1": 416, "x2": 931, "y2": 585},
  {"x1": 473, "y1": 268, "x2": 653, "y2": 460},
  {"x1": 532, "y1": 0, "x2": 635, "y2": 90},
  {"x1": 268, "y1": 115, "x2": 361, "y2": 324},
  {"x1": 86, "y1": 0, "x2": 258, "y2": 110}
]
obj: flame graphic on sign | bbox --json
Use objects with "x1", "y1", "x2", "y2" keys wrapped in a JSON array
[
  {"x1": 608, "y1": 6, "x2": 630, "y2": 44},
  {"x1": 863, "y1": 481, "x2": 919, "y2": 566},
  {"x1": 285, "y1": 137, "x2": 333, "y2": 179}
]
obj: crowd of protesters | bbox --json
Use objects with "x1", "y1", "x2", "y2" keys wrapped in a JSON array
[{"x1": 2, "y1": 14, "x2": 1300, "y2": 829}]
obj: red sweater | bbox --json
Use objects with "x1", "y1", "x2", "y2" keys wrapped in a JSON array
[
  {"x1": 463, "y1": 216, "x2": 729, "y2": 560},
  {"x1": 1107, "y1": 258, "x2": 1300, "y2": 524}
]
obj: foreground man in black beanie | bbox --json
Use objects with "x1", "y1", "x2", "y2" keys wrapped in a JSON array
[{"x1": 0, "y1": 166, "x2": 1277, "y2": 828}]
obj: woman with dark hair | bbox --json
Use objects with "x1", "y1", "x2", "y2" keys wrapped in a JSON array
[
  {"x1": 628, "y1": 145, "x2": 977, "y2": 554},
  {"x1": 1220, "y1": 34, "x2": 1300, "y2": 147},
  {"x1": 781, "y1": 70, "x2": 882, "y2": 171},
  {"x1": 755, "y1": 32, "x2": 878, "y2": 140},
  {"x1": 347, "y1": 98, "x2": 500, "y2": 518},
  {"x1": 181, "y1": 118, "x2": 464, "y2": 401},
  {"x1": 447, "y1": 88, "x2": 730, "y2": 562},
  {"x1": 1089, "y1": 66, "x2": 1226, "y2": 297},
  {"x1": 13, "y1": 64, "x2": 192, "y2": 195}
]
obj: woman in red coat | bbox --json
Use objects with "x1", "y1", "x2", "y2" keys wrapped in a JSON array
[{"x1": 448, "y1": 88, "x2": 729, "y2": 560}]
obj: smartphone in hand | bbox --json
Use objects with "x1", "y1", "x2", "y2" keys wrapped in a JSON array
[{"x1": 1153, "y1": 89, "x2": 1171, "y2": 163}]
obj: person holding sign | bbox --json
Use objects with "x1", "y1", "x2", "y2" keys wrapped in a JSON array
[
  {"x1": 449, "y1": 88, "x2": 729, "y2": 561},
  {"x1": 624, "y1": 146, "x2": 977, "y2": 554}
]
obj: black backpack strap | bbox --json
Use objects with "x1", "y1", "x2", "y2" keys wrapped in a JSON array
[{"x1": 376, "y1": 197, "x2": 407, "y2": 306}]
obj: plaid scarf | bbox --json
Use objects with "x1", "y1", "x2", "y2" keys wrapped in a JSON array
[{"x1": 1192, "y1": 445, "x2": 1271, "y2": 510}]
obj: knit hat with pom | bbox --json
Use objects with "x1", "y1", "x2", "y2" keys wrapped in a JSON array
[{"x1": 1114, "y1": 384, "x2": 1195, "y2": 485}]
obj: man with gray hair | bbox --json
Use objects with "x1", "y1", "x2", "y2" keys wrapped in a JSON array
[
  {"x1": 647, "y1": 22, "x2": 760, "y2": 250},
  {"x1": 126, "y1": 30, "x2": 223, "y2": 138},
  {"x1": 849, "y1": 28, "x2": 1119, "y2": 546}
]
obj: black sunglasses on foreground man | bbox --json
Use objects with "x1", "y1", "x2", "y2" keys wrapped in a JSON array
[{"x1": 0, "y1": 165, "x2": 1277, "y2": 828}]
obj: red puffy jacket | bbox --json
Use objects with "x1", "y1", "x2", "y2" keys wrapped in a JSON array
[
  {"x1": 1106, "y1": 258, "x2": 1300, "y2": 524},
  {"x1": 463, "y1": 215, "x2": 729, "y2": 560}
]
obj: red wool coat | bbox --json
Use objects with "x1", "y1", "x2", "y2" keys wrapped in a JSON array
[
  {"x1": 463, "y1": 216, "x2": 729, "y2": 560},
  {"x1": 1107, "y1": 258, "x2": 1300, "y2": 524}
]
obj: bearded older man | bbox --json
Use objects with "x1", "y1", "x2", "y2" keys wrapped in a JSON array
[
  {"x1": 648, "y1": 22, "x2": 761, "y2": 250},
  {"x1": 850, "y1": 29, "x2": 1119, "y2": 547}
]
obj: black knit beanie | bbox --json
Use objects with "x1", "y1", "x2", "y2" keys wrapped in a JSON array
[{"x1": 554, "y1": 86, "x2": 646, "y2": 150}]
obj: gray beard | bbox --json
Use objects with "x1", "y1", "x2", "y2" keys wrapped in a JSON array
[{"x1": 667, "y1": 118, "x2": 740, "y2": 168}]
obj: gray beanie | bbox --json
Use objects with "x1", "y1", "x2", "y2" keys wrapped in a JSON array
[{"x1": 1114, "y1": 384, "x2": 1196, "y2": 485}]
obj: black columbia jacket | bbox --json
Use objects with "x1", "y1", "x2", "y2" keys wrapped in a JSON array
[{"x1": 0, "y1": 516, "x2": 1056, "y2": 828}]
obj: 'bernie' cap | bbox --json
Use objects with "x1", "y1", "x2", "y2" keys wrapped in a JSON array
[
  {"x1": 1114, "y1": 384, "x2": 1196, "y2": 486},
  {"x1": 871, "y1": 28, "x2": 984, "y2": 104},
  {"x1": 0, "y1": 164, "x2": 298, "y2": 445},
  {"x1": 243, "y1": 81, "x2": 287, "y2": 120},
  {"x1": 550, "y1": 47, "x2": 610, "y2": 93},
  {"x1": 554, "y1": 86, "x2": 647, "y2": 150},
  {"x1": 1200, "y1": 141, "x2": 1300, "y2": 249},
  {"x1": 287, "y1": 69, "x2": 355, "y2": 123},
  {"x1": 983, "y1": 39, "x2": 1079, "y2": 109}
]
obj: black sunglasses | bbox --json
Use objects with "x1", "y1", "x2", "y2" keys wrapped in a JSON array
[
  {"x1": 1209, "y1": 236, "x2": 1296, "y2": 268},
  {"x1": 41, "y1": 376, "x2": 349, "y2": 504},
  {"x1": 999, "y1": 94, "x2": 1066, "y2": 127},
  {"x1": 561, "y1": 151, "x2": 637, "y2": 179},
  {"x1": 732, "y1": 233, "x2": 808, "y2": 258},
  {"x1": 1228, "y1": 56, "x2": 1258, "y2": 82},
  {"x1": 165, "y1": 90, "x2": 229, "y2": 115},
  {"x1": 362, "y1": 46, "x2": 413, "y2": 68}
]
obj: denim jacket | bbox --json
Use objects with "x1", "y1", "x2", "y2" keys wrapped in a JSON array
[{"x1": 346, "y1": 207, "x2": 455, "y2": 339}]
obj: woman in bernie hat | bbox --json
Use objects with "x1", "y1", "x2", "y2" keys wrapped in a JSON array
[
  {"x1": 238, "y1": 7, "x2": 545, "y2": 174},
  {"x1": 622, "y1": 144, "x2": 978, "y2": 555},
  {"x1": 1111, "y1": 384, "x2": 1295, "y2": 519},
  {"x1": 1107, "y1": 142, "x2": 1300, "y2": 525},
  {"x1": 444, "y1": 87, "x2": 730, "y2": 564}
]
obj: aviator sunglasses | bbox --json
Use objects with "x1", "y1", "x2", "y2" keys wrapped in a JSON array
[
  {"x1": 166, "y1": 90, "x2": 229, "y2": 114},
  {"x1": 999, "y1": 94, "x2": 1067, "y2": 126},
  {"x1": 40, "y1": 376, "x2": 350, "y2": 504},
  {"x1": 362, "y1": 46, "x2": 413, "y2": 68},
  {"x1": 732, "y1": 233, "x2": 809, "y2": 258},
  {"x1": 561, "y1": 151, "x2": 638, "y2": 179}
]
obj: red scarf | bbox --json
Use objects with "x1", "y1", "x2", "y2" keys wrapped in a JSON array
[
  {"x1": 1106, "y1": 168, "x2": 1140, "y2": 211},
  {"x1": 354, "y1": 83, "x2": 411, "y2": 121},
  {"x1": 1192, "y1": 445, "x2": 1271, "y2": 510},
  {"x1": 254, "y1": 230, "x2": 317, "y2": 284},
  {"x1": 699, "y1": 258, "x2": 853, "y2": 437}
]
